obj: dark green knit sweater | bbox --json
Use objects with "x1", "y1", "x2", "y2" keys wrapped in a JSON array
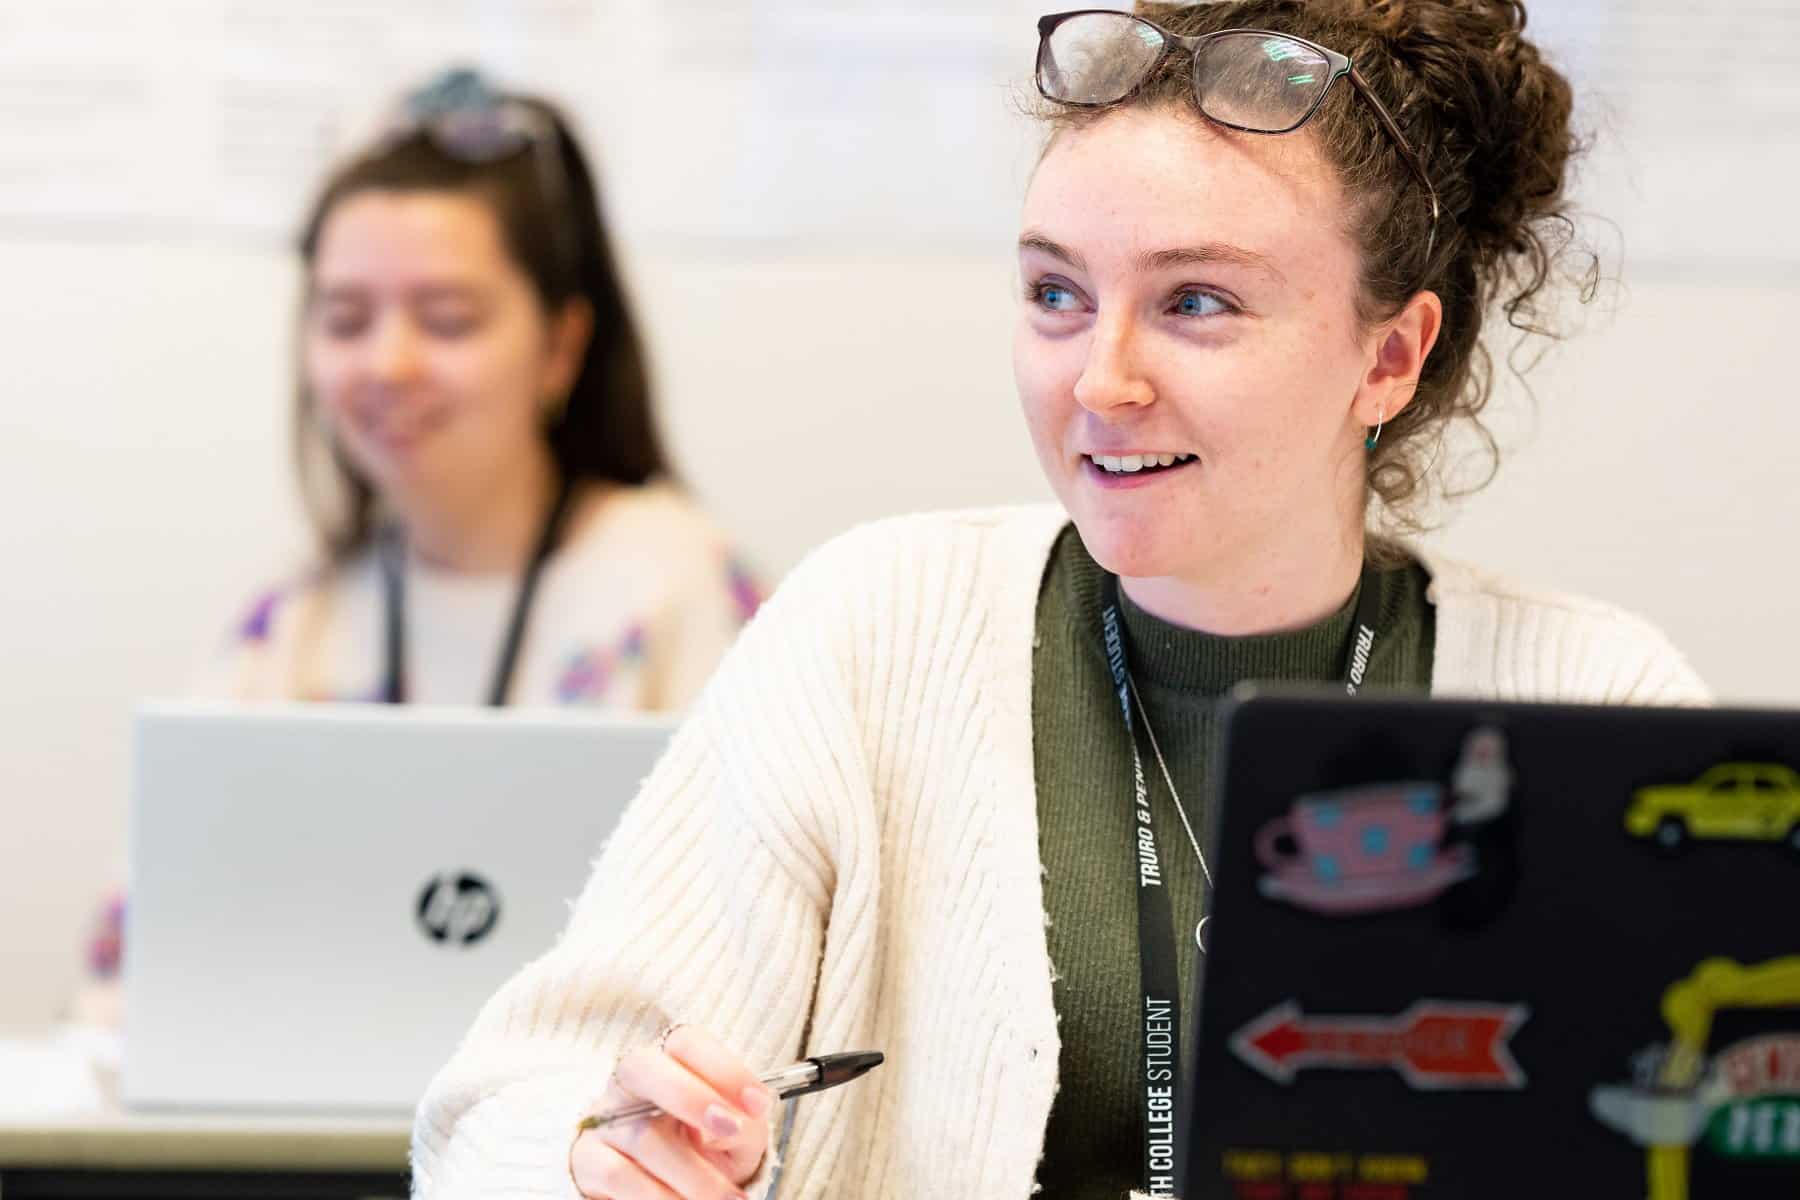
[{"x1": 1031, "y1": 524, "x2": 1435, "y2": 1198}]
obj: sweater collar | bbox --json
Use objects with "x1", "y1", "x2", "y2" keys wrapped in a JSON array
[{"x1": 1055, "y1": 524, "x2": 1430, "y2": 697}]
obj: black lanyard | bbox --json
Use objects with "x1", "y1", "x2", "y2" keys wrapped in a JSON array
[
  {"x1": 1098, "y1": 563, "x2": 1383, "y2": 1196},
  {"x1": 378, "y1": 476, "x2": 577, "y2": 707}
]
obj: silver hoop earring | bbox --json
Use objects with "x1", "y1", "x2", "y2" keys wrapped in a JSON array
[{"x1": 1365, "y1": 404, "x2": 1386, "y2": 452}]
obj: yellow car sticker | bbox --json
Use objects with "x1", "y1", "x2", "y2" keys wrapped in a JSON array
[{"x1": 1626, "y1": 764, "x2": 1800, "y2": 854}]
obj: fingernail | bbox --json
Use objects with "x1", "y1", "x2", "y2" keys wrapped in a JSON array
[
  {"x1": 740, "y1": 1084, "x2": 773, "y2": 1119},
  {"x1": 703, "y1": 1104, "x2": 742, "y2": 1139}
]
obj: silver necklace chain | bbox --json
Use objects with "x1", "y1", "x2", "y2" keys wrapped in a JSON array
[
  {"x1": 1128, "y1": 676, "x2": 1214, "y2": 953},
  {"x1": 1127, "y1": 675, "x2": 1213, "y2": 889}
]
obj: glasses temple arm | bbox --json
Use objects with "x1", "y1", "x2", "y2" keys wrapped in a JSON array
[{"x1": 1348, "y1": 68, "x2": 1441, "y2": 266}]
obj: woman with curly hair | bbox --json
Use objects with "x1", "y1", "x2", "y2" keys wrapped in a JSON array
[{"x1": 412, "y1": 6, "x2": 1705, "y2": 1198}]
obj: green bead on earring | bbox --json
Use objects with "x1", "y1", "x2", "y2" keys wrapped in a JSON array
[{"x1": 1365, "y1": 431, "x2": 1378, "y2": 451}]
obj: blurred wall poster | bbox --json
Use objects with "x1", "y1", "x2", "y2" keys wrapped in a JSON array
[{"x1": 0, "y1": 0, "x2": 1793, "y2": 265}]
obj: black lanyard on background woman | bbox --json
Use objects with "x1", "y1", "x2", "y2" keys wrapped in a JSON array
[
  {"x1": 378, "y1": 475, "x2": 577, "y2": 707},
  {"x1": 1098, "y1": 563, "x2": 1383, "y2": 1197}
]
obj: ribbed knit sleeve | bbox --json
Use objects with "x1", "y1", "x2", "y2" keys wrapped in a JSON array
[
  {"x1": 409, "y1": 533, "x2": 876, "y2": 1198},
  {"x1": 1418, "y1": 552, "x2": 1711, "y2": 705}
]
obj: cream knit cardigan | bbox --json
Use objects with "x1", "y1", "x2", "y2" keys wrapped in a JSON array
[{"x1": 410, "y1": 506, "x2": 1709, "y2": 1200}]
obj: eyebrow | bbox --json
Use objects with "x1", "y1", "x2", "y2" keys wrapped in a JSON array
[
  {"x1": 311, "y1": 284, "x2": 368, "y2": 305},
  {"x1": 1137, "y1": 243, "x2": 1286, "y2": 283},
  {"x1": 1017, "y1": 231, "x2": 1285, "y2": 283},
  {"x1": 408, "y1": 283, "x2": 486, "y2": 305},
  {"x1": 310, "y1": 281, "x2": 485, "y2": 304},
  {"x1": 1018, "y1": 232, "x2": 1088, "y2": 273}
]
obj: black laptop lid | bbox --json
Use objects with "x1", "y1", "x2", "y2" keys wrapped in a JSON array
[{"x1": 1180, "y1": 693, "x2": 1800, "y2": 1200}]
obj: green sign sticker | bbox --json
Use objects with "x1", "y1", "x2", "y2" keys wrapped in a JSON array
[{"x1": 1705, "y1": 1097, "x2": 1800, "y2": 1160}]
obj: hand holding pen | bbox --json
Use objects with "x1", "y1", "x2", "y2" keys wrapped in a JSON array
[{"x1": 569, "y1": 1024, "x2": 883, "y2": 1200}]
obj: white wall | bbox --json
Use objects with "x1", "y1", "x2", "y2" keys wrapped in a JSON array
[
  {"x1": 2, "y1": 226, "x2": 1797, "y2": 1031},
  {"x1": 1432, "y1": 273, "x2": 1800, "y2": 704},
  {"x1": 0, "y1": 235, "x2": 1043, "y2": 1030}
]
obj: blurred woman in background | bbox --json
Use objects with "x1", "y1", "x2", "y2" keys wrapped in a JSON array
[
  {"x1": 69, "y1": 67, "x2": 762, "y2": 1035},
  {"x1": 211, "y1": 68, "x2": 759, "y2": 710}
]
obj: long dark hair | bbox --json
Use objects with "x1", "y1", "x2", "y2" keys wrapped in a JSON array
[{"x1": 294, "y1": 86, "x2": 668, "y2": 562}]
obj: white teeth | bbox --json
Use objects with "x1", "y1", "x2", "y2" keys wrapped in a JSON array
[{"x1": 1091, "y1": 452, "x2": 1195, "y2": 474}]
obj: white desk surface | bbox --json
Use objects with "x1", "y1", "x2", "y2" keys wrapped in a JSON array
[{"x1": 0, "y1": 1110, "x2": 410, "y2": 1172}]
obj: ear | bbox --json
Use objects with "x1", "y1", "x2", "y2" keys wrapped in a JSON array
[
  {"x1": 541, "y1": 297, "x2": 595, "y2": 403},
  {"x1": 1354, "y1": 290, "x2": 1443, "y2": 428}
]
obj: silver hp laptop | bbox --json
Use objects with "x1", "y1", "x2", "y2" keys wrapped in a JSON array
[{"x1": 124, "y1": 703, "x2": 674, "y2": 1113}]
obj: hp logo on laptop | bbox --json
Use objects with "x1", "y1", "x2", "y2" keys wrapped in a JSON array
[{"x1": 416, "y1": 872, "x2": 501, "y2": 946}]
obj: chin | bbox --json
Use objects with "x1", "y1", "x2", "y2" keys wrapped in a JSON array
[
  {"x1": 1068, "y1": 506, "x2": 1190, "y2": 582},
  {"x1": 1090, "y1": 541, "x2": 1183, "y2": 583},
  {"x1": 338, "y1": 448, "x2": 407, "y2": 496}
]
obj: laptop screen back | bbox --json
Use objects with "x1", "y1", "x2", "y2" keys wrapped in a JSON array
[
  {"x1": 1184, "y1": 694, "x2": 1800, "y2": 1200},
  {"x1": 124, "y1": 703, "x2": 673, "y2": 1113}
]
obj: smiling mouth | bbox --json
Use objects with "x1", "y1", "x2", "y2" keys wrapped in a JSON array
[
  {"x1": 358, "y1": 408, "x2": 446, "y2": 452},
  {"x1": 365, "y1": 423, "x2": 429, "y2": 452},
  {"x1": 1085, "y1": 452, "x2": 1197, "y2": 477}
]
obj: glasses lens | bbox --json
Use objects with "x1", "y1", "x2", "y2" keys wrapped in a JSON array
[
  {"x1": 430, "y1": 108, "x2": 535, "y2": 162},
  {"x1": 1038, "y1": 13, "x2": 1166, "y2": 106},
  {"x1": 1193, "y1": 32, "x2": 1332, "y2": 133}
]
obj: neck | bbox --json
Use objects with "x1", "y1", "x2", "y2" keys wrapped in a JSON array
[
  {"x1": 399, "y1": 449, "x2": 563, "y2": 575},
  {"x1": 1119, "y1": 526, "x2": 1367, "y2": 637}
]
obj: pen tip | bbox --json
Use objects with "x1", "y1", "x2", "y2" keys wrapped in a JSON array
[{"x1": 813, "y1": 1050, "x2": 885, "y2": 1086}]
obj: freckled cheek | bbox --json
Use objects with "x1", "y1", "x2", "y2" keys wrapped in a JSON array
[
  {"x1": 1013, "y1": 333, "x2": 1080, "y2": 444},
  {"x1": 1141, "y1": 359, "x2": 1233, "y2": 448},
  {"x1": 1010, "y1": 322, "x2": 1043, "y2": 404},
  {"x1": 1216, "y1": 335, "x2": 1336, "y2": 437},
  {"x1": 1224, "y1": 402, "x2": 1313, "y2": 474}
]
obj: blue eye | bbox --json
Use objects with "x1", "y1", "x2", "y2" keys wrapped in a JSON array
[
  {"x1": 1173, "y1": 290, "x2": 1228, "y2": 318},
  {"x1": 1032, "y1": 281, "x2": 1083, "y2": 313}
]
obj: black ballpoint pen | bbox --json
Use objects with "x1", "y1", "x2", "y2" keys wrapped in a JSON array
[{"x1": 577, "y1": 1051, "x2": 884, "y2": 1131}]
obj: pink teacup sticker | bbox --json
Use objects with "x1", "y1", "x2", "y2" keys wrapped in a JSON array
[{"x1": 1256, "y1": 782, "x2": 1474, "y2": 915}]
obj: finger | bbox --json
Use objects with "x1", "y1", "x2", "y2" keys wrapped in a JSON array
[
  {"x1": 611, "y1": 1049, "x2": 751, "y2": 1145},
  {"x1": 662, "y1": 1026, "x2": 776, "y2": 1121},
  {"x1": 601, "y1": 1116, "x2": 748, "y2": 1200},
  {"x1": 570, "y1": 1133, "x2": 682, "y2": 1200}
]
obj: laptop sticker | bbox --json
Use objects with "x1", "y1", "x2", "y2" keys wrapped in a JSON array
[
  {"x1": 1590, "y1": 957, "x2": 1800, "y2": 1200},
  {"x1": 1231, "y1": 999, "x2": 1529, "y2": 1089},
  {"x1": 1624, "y1": 764, "x2": 1800, "y2": 855},
  {"x1": 1220, "y1": 1148, "x2": 1431, "y2": 1200},
  {"x1": 1254, "y1": 728, "x2": 1512, "y2": 916}
]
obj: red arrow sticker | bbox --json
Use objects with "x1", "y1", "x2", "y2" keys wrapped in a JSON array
[{"x1": 1231, "y1": 1000, "x2": 1530, "y2": 1089}]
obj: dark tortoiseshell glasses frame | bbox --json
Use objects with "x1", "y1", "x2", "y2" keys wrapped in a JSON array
[{"x1": 1036, "y1": 10, "x2": 1441, "y2": 261}]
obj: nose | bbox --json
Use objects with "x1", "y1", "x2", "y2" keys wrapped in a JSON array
[
  {"x1": 366, "y1": 312, "x2": 425, "y2": 387},
  {"x1": 1071, "y1": 313, "x2": 1154, "y2": 415}
]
